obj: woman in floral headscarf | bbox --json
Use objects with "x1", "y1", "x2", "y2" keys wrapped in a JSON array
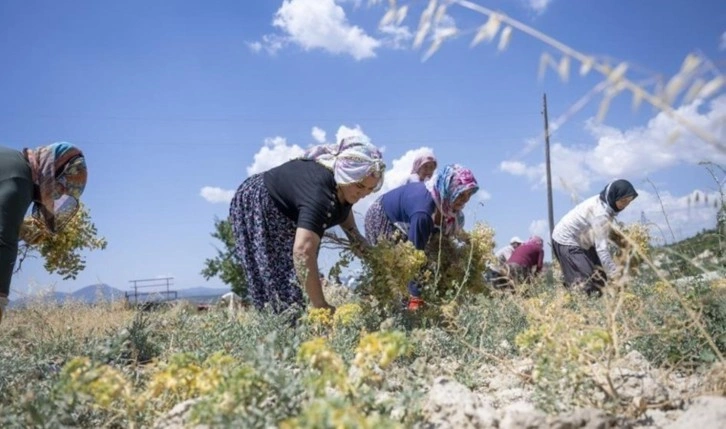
[
  {"x1": 364, "y1": 164, "x2": 479, "y2": 309},
  {"x1": 0, "y1": 142, "x2": 87, "y2": 323},
  {"x1": 405, "y1": 150, "x2": 437, "y2": 184},
  {"x1": 230, "y1": 136, "x2": 385, "y2": 313}
]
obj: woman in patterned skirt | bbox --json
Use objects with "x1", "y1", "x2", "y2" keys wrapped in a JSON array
[
  {"x1": 230, "y1": 136, "x2": 385, "y2": 313},
  {"x1": 364, "y1": 164, "x2": 479, "y2": 309}
]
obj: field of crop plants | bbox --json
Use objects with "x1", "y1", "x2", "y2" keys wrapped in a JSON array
[{"x1": 1, "y1": 224, "x2": 724, "y2": 428}]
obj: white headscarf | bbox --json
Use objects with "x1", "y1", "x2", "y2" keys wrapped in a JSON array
[{"x1": 303, "y1": 135, "x2": 386, "y2": 191}]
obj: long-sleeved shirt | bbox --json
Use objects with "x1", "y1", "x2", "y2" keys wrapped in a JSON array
[
  {"x1": 552, "y1": 195, "x2": 617, "y2": 276},
  {"x1": 507, "y1": 242, "x2": 544, "y2": 273},
  {"x1": 380, "y1": 182, "x2": 436, "y2": 251},
  {"x1": 495, "y1": 244, "x2": 516, "y2": 264}
]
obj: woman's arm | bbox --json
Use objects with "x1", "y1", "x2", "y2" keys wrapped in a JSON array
[
  {"x1": 593, "y1": 217, "x2": 618, "y2": 277},
  {"x1": 292, "y1": 227, "x2": 331, "y2": 310},
  {"x1": 340, "y1": 211, "x2": 370, "y2": 258}
]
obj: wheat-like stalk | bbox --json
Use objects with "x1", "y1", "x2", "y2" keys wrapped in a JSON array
[{"x1": 381, "y1": 0, "x2": 725, "y2": 151}]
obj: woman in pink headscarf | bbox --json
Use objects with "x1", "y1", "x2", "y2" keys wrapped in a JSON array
[
  {"x1": 405, "y1": 150, "x2": 437, "y2": 184},
  {"x1": 365, "y1": 164, "x2": 479, "y2": 309}
]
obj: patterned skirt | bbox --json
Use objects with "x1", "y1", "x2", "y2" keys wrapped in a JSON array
[
  {"x1": 229, "y1": 174, "x2": 303, "y2": 312},
  {"x1": 364, "y1": 196, "x2": 397, "y2": 245}
]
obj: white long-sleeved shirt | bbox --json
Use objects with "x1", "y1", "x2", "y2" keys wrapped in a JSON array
[
  {"x1": 495, "y1": 244, "x2": 516, "y2": 264},
  {"x1": 552, "y1": 195, "x2": 618, "y2": 276}
]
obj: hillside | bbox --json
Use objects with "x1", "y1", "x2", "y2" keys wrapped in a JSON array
[{"x1": 652, "y1": 228, "x2": 724, "y2": 275}]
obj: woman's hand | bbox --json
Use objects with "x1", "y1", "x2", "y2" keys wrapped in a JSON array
[
  {"x1": 340, "y1": 212, "x2": 371, "y2": 259},
  {"x1": 18, "y1": 217, "x2": 45, "y2": 245}
]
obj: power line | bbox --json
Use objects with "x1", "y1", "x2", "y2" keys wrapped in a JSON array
[{"x1": 0, "y1": 111, "x2": 541, "y2": 124}]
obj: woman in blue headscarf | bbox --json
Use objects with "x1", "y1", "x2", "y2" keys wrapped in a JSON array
[{"x1": 0, "y1": 142, "x2": 88, "y2": 323}]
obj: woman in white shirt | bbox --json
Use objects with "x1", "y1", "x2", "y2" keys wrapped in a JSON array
[{"x1": 552, "y1": 179, "x2": 638, "y2": 296}]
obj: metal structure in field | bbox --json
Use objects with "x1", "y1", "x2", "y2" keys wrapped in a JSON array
[{"x1": 125, "y1": 276, "x2": 177, "y2": 305}]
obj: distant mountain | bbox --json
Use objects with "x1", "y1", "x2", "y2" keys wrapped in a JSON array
[
  {"x1": 9, "y1": 284, "x2": 231, "y2": 308},
  {"x1": 71, "y1": 284, "x2": 125, "y2": 303}
]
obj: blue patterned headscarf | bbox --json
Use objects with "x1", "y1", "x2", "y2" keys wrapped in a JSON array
[
  {"x1": 23, "y1": 142, "x2": 87, "y2": 232},
  {"x1": 425, "y1": 164, "x2": 479, "y2": 235},
  {"x1": 303, "y1": 135, "x2": 386, "y2": 192}
]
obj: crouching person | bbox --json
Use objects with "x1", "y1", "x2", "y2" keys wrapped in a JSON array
[
  {"x1": 552, "y1": 179, "x2": 638, "y2": 296},
  {"x1": 505, "y1": 235, "x2": 544, "y2": 285}
]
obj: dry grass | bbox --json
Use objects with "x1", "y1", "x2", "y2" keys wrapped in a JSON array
[{"x1": 1, "y1": 299, "x2": 134, "y2": 348}]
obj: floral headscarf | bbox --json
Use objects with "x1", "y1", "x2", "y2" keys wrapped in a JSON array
[
  {"x1": 303, "y1": 135, "x2": 386, "y2": 192},
  {"x1": 411, "y1": 150, "x2": 437, "y2": 175},
  {"x1": 425, "y1": 164, "x2": 479, "y2": 235},
  {"x1": 23, "y1": 142, "x2": 87, "y2": 233}
]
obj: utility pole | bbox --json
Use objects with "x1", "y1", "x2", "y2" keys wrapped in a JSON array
[{"x1": 543, "y1": 94, "x2": 555, "y2": 241}]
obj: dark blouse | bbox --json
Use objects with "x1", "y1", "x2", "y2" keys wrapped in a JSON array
[{"x1": 263, "y1": 159, "x2": 352, "y2": 237}]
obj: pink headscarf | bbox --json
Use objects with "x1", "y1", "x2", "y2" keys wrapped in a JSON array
[
  {"x1": 411, "y1": 150, "x2": 437, "y2": 175},
  {"x1": 424, "y1": 164, "x2": 479, "y2": 235}
]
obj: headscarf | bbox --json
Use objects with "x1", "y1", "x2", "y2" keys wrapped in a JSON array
[
  {"x1": 425, "y1": 164, "x2": 479, "y2": 235},
  {"x1": 23, "y1": 142, "x2": 87, "y2": 233},
  {"x1": 411, "y1": 150, "x2": 437, "y2": 175},
  {"x1": 599, "y1": 179, "x2": 638, "y2": 213},
  {"x1": 303, "y1": 135, "x2": 386, "y2": 192}
]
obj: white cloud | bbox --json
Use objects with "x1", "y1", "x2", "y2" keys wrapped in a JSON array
[
  {"x1": 266, "y1": 0, "x2": 381, "y2": 60},
  {"x1": 721, "y1": 31, "x2": 726, "y2": 50},
  {"x1": 200, "y1": 186, "x2": 235, "y2": 204},
  {"x1": 311, "y1": 126, "x2": 327, "y2": 143},
  {"x1": 529, "y1": 219, "x2": 549, "y2": 238},
  {"x1": 335, "y1": 124, "x2": 368, "y2": 144},
  {"x1": 501, "y1": 95, "x2": 726, "y2": 197},
  {"x1": 246, "y1": 34, "x2": 285, "y2": 55},
  {"x1": 616, "y1": 188, "x2": 720, "y2": 244},
  {"x1": 246, "y1": 136, "x2": 306, "y2": 176},
  {"x1": 247, "y1": 41, "x2": 262, "y2": 53},
  {"x1": 526, "y1": 0, "x2": 553, "y2": 14}
]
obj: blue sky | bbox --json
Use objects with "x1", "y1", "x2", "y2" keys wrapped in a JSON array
[{"x1": 2, "y1": 0, "x2": 724, "y2": 297}]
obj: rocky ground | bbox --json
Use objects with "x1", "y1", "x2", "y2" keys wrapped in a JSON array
[{"x1": 155, "y1": 350, "x2": 725, "y2": 428}]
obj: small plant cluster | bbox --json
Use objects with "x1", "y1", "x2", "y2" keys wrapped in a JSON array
[
  {"x1": 17, "y1": 204, "x2": 107, "y2": 280},
  {"x1": 357, "y1": 236, "x2": 427, "y2": 308},
  {"x1": 422, "y1": 222, "x2": 497, "y2": 302},
  {"x1": 610, "y1": 222, "x2": 652, "y2": 275}
]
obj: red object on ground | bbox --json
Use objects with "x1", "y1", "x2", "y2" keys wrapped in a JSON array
[{"x1": 407, "y1": 296, "x2": 424, "y2": 310}]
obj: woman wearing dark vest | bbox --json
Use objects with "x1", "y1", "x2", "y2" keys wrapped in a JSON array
[
  {"x1": 230, "y1": 136, "x2": 385, "y2": 313},
  {"x1": 0, "y1": 142, "x2": 88, "y2": 323}
]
